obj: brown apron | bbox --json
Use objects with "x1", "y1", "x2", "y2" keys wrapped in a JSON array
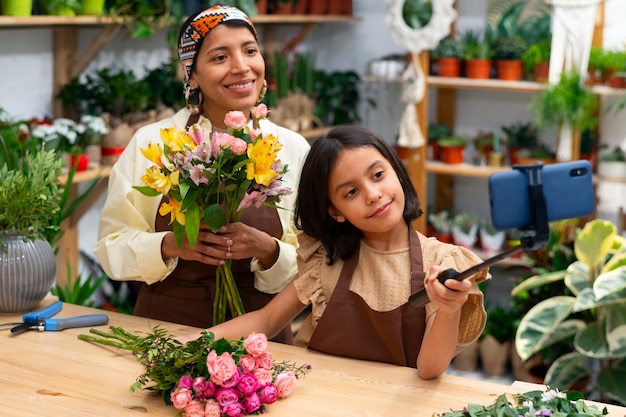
[
  {"x1": 133, "y1": 203, "x2": 293, "y2": 344},
  {"x1": 307, "y1": 228, "x2": 426, "y2": 367}
]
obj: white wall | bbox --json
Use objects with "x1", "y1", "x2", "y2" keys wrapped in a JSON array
[{"x1": 1, "y1": 0, "x2": 625, "y2": 259}]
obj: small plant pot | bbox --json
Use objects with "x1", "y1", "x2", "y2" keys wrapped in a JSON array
[
  {"x1": 488, "y1": 151, "x2": 504, "y2": 167},
  {"x1": 479, "y1": 228, "x2": 506, "y2": 256},
  {"x1": 70, "y1": 153, "x2": 89, "y2": 171},
  {"x1": 533, "y1": 61, "x2": 550, "y2": 83},
  {"x1": 496, "y1": 59, "x2": 522, "y2": 81},
  {"x1": 438, "y1": 57, "x2": 461, "y2": 77},
  {"x1": 607, "y1": 74, "x2": 626, "y2": 89},
  {"x1": 465, "y1": 59, "x2": 491, "y2": 79},
  {"x1": 597, "y1": 161, "x2": 626, "y2": 180},
  {"x1": 1, "y1": 0, "x2": 32, "y2": 15},
  {"x1": 439, "y1": 145, "x2": 464, "y2": 164},
  {"x1": 452, "y1": 224, "x2": 478, "y2": 249}
]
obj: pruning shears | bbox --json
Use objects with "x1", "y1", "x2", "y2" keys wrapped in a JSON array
[{"x1": 0, "y1": 301, "x2": 109, "y2": 335}]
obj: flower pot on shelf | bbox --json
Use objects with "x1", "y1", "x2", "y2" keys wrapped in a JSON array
[
  {"x1": 437, "y1": 57, "x2": 461, "y2": 77},
  {"x1": 70, "y1": 153, "x2": 89, "y2": 171},
  {"x1": 607, "y1": 73, "x2": 626, "y2": 89},
  {"x1": 308, "y1": 0, "x2": 326, "y2": 14},
  {"x1": 293, "y1": 0, "x2": 308, "y2": 14},
  {"x1": 479, "y1": 228, "x2": 506, "y2": 257},
  {"x1": 465, "y1": 59, "x2": 491, "y2": 79},
  {"x1": 80, "y1": 0, "x2": 105, "y2": 15},
  {"x1": 439, "y1": 145, "x2": 464, "y2": 164},
  {"x1": 451, "y1": 224, "x2": 478, "y2": 249},
  {"x1": 533, "y1": 61, "x2": 550, "y2": 83},
  {"x1": 597, "y1": 160, "x2": 626, "y2": 180},
  {"x1": 256, "y1": 0, "x2": 268, "y2": 14},
  {"x1": 496, "y1": 59, "x2": 522, "y2": 81}
]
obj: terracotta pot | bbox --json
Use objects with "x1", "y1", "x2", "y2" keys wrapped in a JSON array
[
  {"x1": 307, "y1": 0, "x2": 326, "y2": 14},
  {"x1": 533, "y1": 61, "x2": 549, "y2": 83},
  {"x1": 395, "y1": 145, "x2": 410, "y2": 160},
  {"x1": 428, "y1": 141, "x2": 440, "y2": 160},
  {"x1": 607, "y1": 73, "x2": 626, "y2": 89},
  {"x1": 293, "y1": 0, "x2": 308, "y2": 14},
  {"x1": 465, "y1": 59, "x2": 491, "y2": 79},
  {"x1": 272, "y1": 1, "x2": 293, "y2": 14},
  {"x1": 508, "y1": 146, "x2": 523, "y2": 165},
  {"x1": 439, "y1": 144, "x2": 464, "y2": 164},
  {"x1": 435, "y1": 232, "x2": 453, "y2": 244},
  {"x1": 496, "y1": 59, "x2": 522, "y2": 81},
  {"x1": 437, "y1": 57, "x2": 461, "y2": 77},
  {"x1": 326, "y1": 0, "x2": 342, "y2": 14},
  {"x1": 256, "y1": 0, "x2": 268, "y2": 14}
]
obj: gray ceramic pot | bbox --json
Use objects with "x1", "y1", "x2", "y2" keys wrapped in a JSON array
[{"x1": 0, "y1": 234, "x2": 56, "y2": 313}]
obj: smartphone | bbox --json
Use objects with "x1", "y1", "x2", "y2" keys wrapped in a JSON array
[{"x1": 488, "y1": 160, "x2": 595, "y2": 230}]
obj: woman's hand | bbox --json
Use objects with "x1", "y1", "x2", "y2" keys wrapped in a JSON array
[
  {"x1": 161, "y1": 222, "x2": 278, "y2": 267},
  {"x1": 423, "y1": 265, "x2": 471, "y2": 314}
]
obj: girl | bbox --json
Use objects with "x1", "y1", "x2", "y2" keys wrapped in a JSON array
[{"x1": 180, "y1": 126, "x2": 488, "y2": 379}]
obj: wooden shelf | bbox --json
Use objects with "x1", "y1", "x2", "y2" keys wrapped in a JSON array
[
  {"x1": 59, "y1": 165, "x2": 110, "y2": 185},
  {"x1": 425, "y1": 161, "x2": 509, "y2": 178},
  {"x1": 0, "y1": 14, "x2": 359, "y2": 28}
]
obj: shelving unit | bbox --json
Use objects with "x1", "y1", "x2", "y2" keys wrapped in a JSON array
[{"x1": 0, "y1": 13, "x2": 358, "y2": 284}]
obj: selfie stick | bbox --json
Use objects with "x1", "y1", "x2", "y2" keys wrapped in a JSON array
[{"x1": 409, "y1": 162, "x2": 551, "y2": 309}]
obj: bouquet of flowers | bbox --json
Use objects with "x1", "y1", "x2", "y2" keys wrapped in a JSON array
[
  {"x1": 133, "y1": 104, "x2": 290, "y2": 324},
  {"x1": 435, "y1": 388, "x2": 608, "y2": 417},
  {"x1": 79, "y1": 327, "x2": 311, "y2": 417}
]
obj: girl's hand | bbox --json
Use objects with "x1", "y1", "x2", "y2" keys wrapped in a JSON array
[{"x1": 423, "y1": 265, "x2": 471, "y2": 314}]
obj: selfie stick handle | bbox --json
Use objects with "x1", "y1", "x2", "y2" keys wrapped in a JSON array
[{"x1": 409, "y1": 163, "x2": 550, "y2": 309}]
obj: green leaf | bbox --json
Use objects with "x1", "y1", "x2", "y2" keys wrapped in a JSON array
[
  {"x1": 173, "y1": 220, "x2": 185, "y2": 248},
  {"x1": 511, "y1": 269, "x2": 566, "y2": 296},
  {"x1": 132, "y1": 185, "x2": 161, "y2": 197},
  {"x1": 563, "y1": 262, "x2": 592, "y2": 295},
  {"x1": 594, "y1": 266, "x2": 626, "y2": 301},
  {"x1": 575, "y1": 322, "x2": 611, "y2": 358},
  {"x1": 515, "y1": 296, "x2": 576, "y2": 360},
  {"x1": 545, "y1": 351, "x2": 589, "y2": 391},
  {"x1": 574, "y1": 220, "x2": 615, "y2": 269},
  {"x1": 204, "y1": 204, "x2": 227, "y2": 233},
  {"x1": 596, "y1": 358, "x2": 626, "y2": 405},
  {"x1": 184, "y1": 203, "x2": 200, "y2": 249}
]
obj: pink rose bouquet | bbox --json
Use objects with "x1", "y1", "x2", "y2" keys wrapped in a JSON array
[
  {"x1": 133, "y1": 104, "x2": 291, "y2": 325},
  {"x1": 79, "y1": 327, "x2": 311, "y2": 417}
]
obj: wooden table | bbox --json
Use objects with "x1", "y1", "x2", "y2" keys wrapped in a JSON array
[{"x1": 1, "y1": 302, "x2": 624, "y2": 417}]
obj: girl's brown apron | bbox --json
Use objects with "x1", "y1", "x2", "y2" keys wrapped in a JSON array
[
  {"x1": 307, "y1": 229, "x2": 426, "y2": 367},
  {"x1": 133, "y1": 203, "x2": 293, "y2": 344}
]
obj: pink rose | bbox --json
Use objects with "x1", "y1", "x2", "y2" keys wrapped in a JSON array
[
  {"x1": 203, "y1": 380, "x2": 217, "y2": 399},
  {"x1": 224, "y1": 111, "x2": 247, "y2": 130},
  {"x1": 250, "y1": 128, "x2": 262, "y2": 140},
  {"x1": 207, "y1": 351, "x2": 238, "y2": 385},
  {"x1": 237, "y1": 373, "x2": 259, "y2": 396},
  {"x1": 177, "y1": 375, "x2": 194, "y2": 390},
  {"x1": 222, "y1": 402, "x2": 244, "y2": 417},
  {"x1": 274, "y1": 371, "x2": 297, "y2": 398},
  {"x1": 255, "y1": 351, "x2": 273, "y2": 370},
  {"x1": 239, "y1": 354, "x2": 257, "y2": 373},
  {"x1": 204, "y1": 400, "x2": 221, "y2": 417},
  {"x1": 252, "y1": 104, "x2": 268, "y2": 119},
  {"x1": 258, "y1": 384, "x2": 278, "y2": 404},
  {"x1": 230, "y1": 137, "x2": 248, "y2": 155},
  {"x1": 221, "y1": 368, "x2": 241, "y2": 388},
  {"x1": 252, "y1": 368, "x2": 273, "y2": 386},
  {"x1": 170, "y1": 388, "x2": 192, "y2": 410},
  {"x1": 192, "y1": 376, "x2": 209, "y2": 393},
  {"x1": 215, "y1": 387, "x2": 240, "y2": 406},
  {"x1": 244, "y1": 392, "x2": 262, "y2": 414},
  {"x1": 244, "y1": 333, "x2": 268, "y2": 357},
  {"x1": 184, "y1": 400, "x2": 205, "y2": 417}
]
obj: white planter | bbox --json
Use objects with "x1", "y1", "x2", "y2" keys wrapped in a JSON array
[
  {"x1": 479, "y1": 228, "x2": 506, "y2": 256},
  {"x1": 597, "y1": 161, "x2": 626, "y2": 181},
  {"x1": 452, "y1": 224, "x2": 478, "y2": 249}
]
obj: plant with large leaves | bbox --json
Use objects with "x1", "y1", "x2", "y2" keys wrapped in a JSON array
[{"x1": 513, "y1": 219, "x2": 626, "y2": 406}]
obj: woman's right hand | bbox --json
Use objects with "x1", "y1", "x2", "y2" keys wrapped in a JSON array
[{"x1": 161, "y1": 229, "x2": 233, "y2": 265}]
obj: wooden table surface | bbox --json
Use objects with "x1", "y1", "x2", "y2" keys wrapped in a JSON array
[{"x1": 1, "y1": 301, "x2": 624, "y2": 417}]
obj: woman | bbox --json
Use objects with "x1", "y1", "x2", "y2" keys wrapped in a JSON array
[{"x1": 94, "y1": 5, "x2": 310, "y2": 344}]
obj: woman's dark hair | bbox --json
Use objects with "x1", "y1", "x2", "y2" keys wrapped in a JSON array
[{"x1": 295, "y1": 126, "x2": 422, "y2": 264}]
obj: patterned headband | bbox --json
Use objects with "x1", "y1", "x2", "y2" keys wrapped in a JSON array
[{"x1": 178, "y1": 5, "x2": 258, "y2": 83}]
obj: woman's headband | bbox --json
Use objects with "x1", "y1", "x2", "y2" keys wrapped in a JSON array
[{"x1": 178, "y1": 5, "x2": 258, "y2": 82}]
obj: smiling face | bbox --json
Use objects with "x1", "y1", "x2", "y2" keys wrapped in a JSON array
[
  {"x1": 188, "y1": 24, "x2": 265, "y2": 129},
  {"x1": 327, "y1": 146, "x2": 407, "y2": 248}
]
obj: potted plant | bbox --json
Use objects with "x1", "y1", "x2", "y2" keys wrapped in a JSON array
[
  {"x1": 604, "y1": 49, "x2": 626, "y2": 88},
  {"x1": 588, "y1": 46, "x2": 611, "y2": 85},
  {"x1": 427, "y1": 123, "x2": 453, "y2": 161},
  {"x1": 522, "y1": 40, "x2": 551, "y2": 82},
  {"x1": 451, "y1": 211, "x2": 479, "y2": 249},
  {"x1": 437, "y1": 135, "x2": 468, "y2": 164},
  {"x1": 501, "y1": 121, "x2": 540, "y2": 165},
  {"x1": 40, "y1": 0, "x2": 82, "y2": 15},
  {"x1": 479, "y1": 219, "x2": 506, "y2": 256},
  {"x1": 461, "y1": 29, "x2": 492, "y2": 79},
  {"x1": 427, "y1": 209, "x2": 453, "y2": 243},
  {"x1": 530, "y1": 70, "x2": 599, "y2": 147},
  {"x1": 430, "y1": 36, "x2": 464, "y2": 77},
  {"x1": 597, "y1": 146, "x2": 626, "y2": 180},
  {"x1": 479, "y1": 303, "x2": 516, "y2": 377},
  {"x1": 312, "y1": 69, "x2": 361, "y2": 127},
  {"x1": 513, "y1": 219, "x2": 626, "y2": 405}
]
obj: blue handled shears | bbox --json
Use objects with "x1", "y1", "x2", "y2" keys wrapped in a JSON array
[{"x1": 0, "y1": 301, "x2": 109, "y2": 335}]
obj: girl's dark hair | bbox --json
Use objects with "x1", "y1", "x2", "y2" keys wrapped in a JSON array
[{"x1": 295, "y1": 126, "x2": 422, "y2": 264}]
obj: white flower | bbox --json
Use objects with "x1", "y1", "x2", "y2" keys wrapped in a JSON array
[
  {"x1": 80, "y1": 115, "x2": 108, "y2": 135},
  {"x1": 541, "y1": 389, "x2": 566, "y2": 402}
]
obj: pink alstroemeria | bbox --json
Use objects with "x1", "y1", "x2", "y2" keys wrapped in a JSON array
[
  {"x1": 187, "y1": 124, "x2": 206, "y2": 146},
  {"x1": 190, "y1": 164, "x2": 208, "y2": 186},
  {"x1": 237, "y1": 190, "x2": 267, "y2": 211}
]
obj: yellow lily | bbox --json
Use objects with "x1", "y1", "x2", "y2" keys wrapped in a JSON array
[
  {"x1": 246, "y1": 134, "x2": 282, "y2": 186},
  {"x1": 159, "y1": 198, "x2": 185, "y2": 226}
]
